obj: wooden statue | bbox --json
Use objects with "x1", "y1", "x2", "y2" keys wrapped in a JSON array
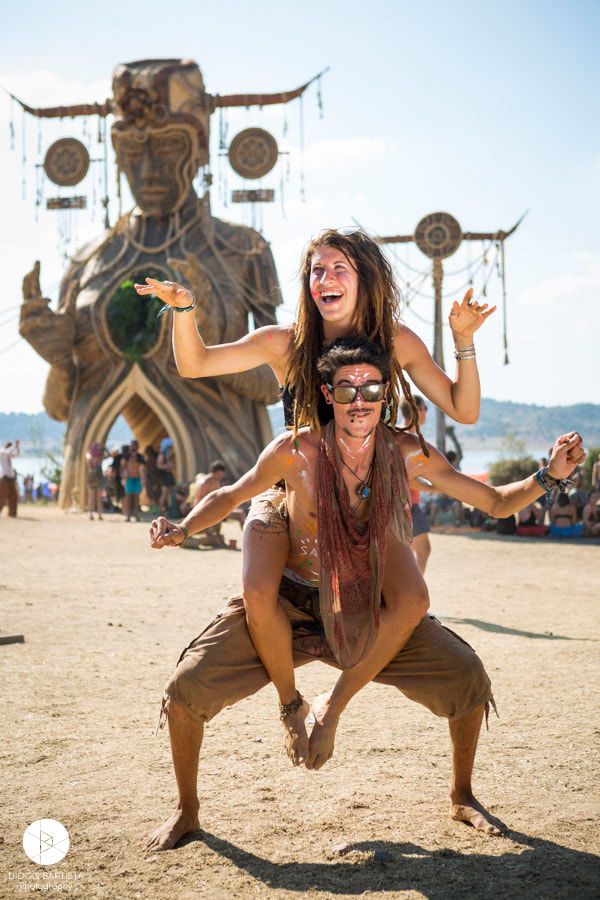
[{"x1": 18, "y1": 59, "x2": 305, "y2": 508}]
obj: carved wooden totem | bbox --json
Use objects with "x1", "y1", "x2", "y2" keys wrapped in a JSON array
[{"x1": 19, "y1": 60, "x2": 284, "y2": 508}]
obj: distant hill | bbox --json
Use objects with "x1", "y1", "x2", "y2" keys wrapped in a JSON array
[
  {"x1": 2, "y1": 400, "x2": 599, "y2": 454},
  {"x1": 267, "y1": 399, "x2": 600, "y2": 449}
]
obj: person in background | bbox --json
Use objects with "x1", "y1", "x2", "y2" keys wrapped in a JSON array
[
  {"x1": 23, "y1": 474, "x2": 34, "y2": 503},
  {"x1": 110, "y1": 446, "x2": 128, "y2": 510},
  {"x1": 549, "y1": 490, "x2": 583, "y2": 538},
  {"x1": 86, "y1": 442, "x2": 106, "y2": 520},
  {"x1": 515, "y1": 501, "x2": 546, "y2": 537},
  {"x1": 568, "y1": 471, "x2": 588, "y2": 519},
  {"x1": 144, "y1": 445, "x2": 162, "y2": 513},
  {"x1": 121, "y1": 439, "x2": 145, "y2": 522},
  {"x1": 400, "y1": 397, "x2": 431, "y2": 571},
  {"x1": 582, "y1": 490, "x2": 600, "y2": 537},
  {"x1": 157, "y1": 438, "x2": 176, "y2": 515},
  {"x1": 190, "y1": 461, "x2": 229, "y2": 545},
  {"x1": 0, "y1": 440, "x2": 20, "y2": 518}
]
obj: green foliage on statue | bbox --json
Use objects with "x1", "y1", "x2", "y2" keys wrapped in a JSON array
[{"x1": 106, "y1": 272, "x2": 164, "y2": 364}]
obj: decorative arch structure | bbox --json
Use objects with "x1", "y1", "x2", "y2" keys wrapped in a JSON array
[{"x1": 61, "y1": 364, "x2": 196, "y2": 509}]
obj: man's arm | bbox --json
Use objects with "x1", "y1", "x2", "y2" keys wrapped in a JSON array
[
  {"x1": 402, "y1": 432, "x2": 584, "y2": 518},
  {"x1": 149, "y1": 437, "x2": 288, "y2": 548}
]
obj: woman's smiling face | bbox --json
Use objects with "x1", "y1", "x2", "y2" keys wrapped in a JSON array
[{"x1": 309, "y1": 246, "x2": 359, "y2": 329}]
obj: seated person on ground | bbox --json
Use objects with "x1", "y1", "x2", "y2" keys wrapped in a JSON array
[
  {"x1": 549, "y1": 490, "x2": 584, "y2": 538},
  {"x1": 582, "y1": 490, "x2": 600, "y2": 537}
]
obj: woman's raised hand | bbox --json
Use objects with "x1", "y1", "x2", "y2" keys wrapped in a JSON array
[
  {"x1": 134, "y1": 277, "x2": 193, "y2": 310},
  {"x1": 448, "y1": 287, "x2": 496, "y2": 340}
]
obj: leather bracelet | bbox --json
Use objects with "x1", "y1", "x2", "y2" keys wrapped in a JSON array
[
  {"x1": 157, "y1": 294, "x2": 196, "y2": 318},
  {"x1": 177, "y1": 522, "x2": 189, "y2": 544}
]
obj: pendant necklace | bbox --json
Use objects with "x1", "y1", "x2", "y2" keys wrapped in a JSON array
[{"x1": 340, "y1": 455, "x2": 374, "y2": 503}]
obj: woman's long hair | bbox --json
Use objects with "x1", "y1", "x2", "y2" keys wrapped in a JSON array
[{"x1": 286, "y1": 228, "x2": 428, "y2": 454}]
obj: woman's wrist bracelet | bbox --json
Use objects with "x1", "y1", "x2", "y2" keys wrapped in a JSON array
[
  {"x1": 454, "y1": 349, "x2": 477, "y2": 360},
  {"x1": 157, "y1": 294, "x2": 196, "y2": 318},
  {"x1": 178, "y1": 522, "x2": 190, "y2": 543}
]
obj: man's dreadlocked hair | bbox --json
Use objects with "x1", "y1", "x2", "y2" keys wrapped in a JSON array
[{"x1": 286, "y1": 227, "x2": 428, "y2": 455}]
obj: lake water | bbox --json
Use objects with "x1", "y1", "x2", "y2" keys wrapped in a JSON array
[{"x1": 12, "y1": 447, "x2": 548, "y2": 484}]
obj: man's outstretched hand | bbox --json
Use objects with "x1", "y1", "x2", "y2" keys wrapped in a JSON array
[
  {"x1": 547, "y1": 432, "x2": 585, "y2": 481},
  {"x1": 149, "y1": 517, "x2": 186, "y2": 549}
]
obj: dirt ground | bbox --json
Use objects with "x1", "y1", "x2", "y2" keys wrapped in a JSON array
[{"x1": 1, "y1": 506, "x2": 599, "y2": 899}]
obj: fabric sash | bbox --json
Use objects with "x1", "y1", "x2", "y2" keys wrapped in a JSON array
[{"x1": 317, "y1": 421, "x2": 413, "y2": 668}]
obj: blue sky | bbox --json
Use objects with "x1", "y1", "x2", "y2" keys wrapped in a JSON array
[{"x1": 1, "y1": 0, "x2": 599, "y2": 412}]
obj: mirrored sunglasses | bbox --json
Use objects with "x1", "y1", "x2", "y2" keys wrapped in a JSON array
[{"x1": 326, "y1": 382, "x2": 387, "y2": 404}]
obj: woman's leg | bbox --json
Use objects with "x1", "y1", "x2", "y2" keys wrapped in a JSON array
[
  {"x1": 307, "y1": 539, "x2": 430, "y2": 769},
  {"x1": 88, "y1": 487, "x2": 96, "y2": 518},
  {"x1": 242, "y1": 493, "x2": 309, "y2": 765}
]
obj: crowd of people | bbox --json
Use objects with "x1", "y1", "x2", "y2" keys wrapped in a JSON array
[
  {"x1": 409, "y1": 435, "x2": 600, "y2": 542},
  {"x1": 83, "y1": 440, "x2": 245, "y2": 542}
]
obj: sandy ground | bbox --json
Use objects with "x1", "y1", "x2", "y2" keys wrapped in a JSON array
[{"x1": 1, "y1": 506, "x2": 599, "y2": 899}]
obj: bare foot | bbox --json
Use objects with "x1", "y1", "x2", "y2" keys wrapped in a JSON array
[
  {"x1": 282, "y1": 697, "x2": 310, "y2": 766},
  {"x1": 451, "y1": 793, "x2": 507, "y2": 836},
  {"x1": 306, "y1": 691, "x2": 340, "y2": 771},
  {"x1": 144, "y1": 806, "x2": 200, "y2": 852}
]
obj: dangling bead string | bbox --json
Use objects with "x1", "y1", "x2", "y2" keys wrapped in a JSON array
[
  {"x1": 116, "y1": 157, "x2": 122, "y2": 220},
  {"x1": 9, "y1": 95, "x2": 15, "y2": 150},
  {"x1": 101, "y1": 116, "x2": 110, "y2": 228},
  {"x1": 279, "y1": 165, "x2": 286, "y2": 219},
  {"x1": 21, "y1": 109, "x2": 27, "y2": 200},
  {"x1": 500, "y1": 238, "x2": 509, "y2": 365},
  {"x1": 317, "y1": 74, "x2": 324, "y2": 119},
  {"x1": 299, "y1": 92, "x2": 305, "y2": 202}
]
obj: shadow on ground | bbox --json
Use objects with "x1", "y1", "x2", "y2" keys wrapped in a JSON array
[
  {"x1": 432, "y1": 526, "x2": 599, "y2": 547},
  {"x1": 440, "y1": 617, "x2": 597, "y2": 642},
  {"x1": 175, "y1": 829, "x2": 599, "y2": 898}
]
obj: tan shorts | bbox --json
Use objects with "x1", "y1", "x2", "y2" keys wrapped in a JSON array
[{"x1": 157, "y1": 595, "x2": 494, "y2": 730}]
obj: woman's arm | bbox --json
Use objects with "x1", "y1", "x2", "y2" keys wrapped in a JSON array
[
  {"x1": 134, "y1": 277, "x2": 291, "y2": 380},
  {"x1": 395, "y1": 288, "x2": 495, "y2": 424}
]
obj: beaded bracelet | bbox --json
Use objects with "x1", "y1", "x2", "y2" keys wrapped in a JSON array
[
  {"x1": 157, "y1": 297, "x2": 196, "y2": 318},
  {"x1": 534, "y1": 466, "x2": 574, "y2": 505}
]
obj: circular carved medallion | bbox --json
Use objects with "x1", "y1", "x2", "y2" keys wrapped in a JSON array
[
  {"x1": 228, "y1": 128, "x2": 278, "y2": 179},
  {"x1": 44, "y1": 138, "x2": 90, "y2": 187},
  {"x1": 414, "y1": 212, "x2": 463, "y2": 259}
]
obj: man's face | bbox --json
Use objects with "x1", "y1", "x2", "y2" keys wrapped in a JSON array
[
  {"x1": 321, "y1": 363, "x2": 388, "y2": 438},
  {"x1": 309, "y1": 247, "x2": 359, "y2": 330},
  {"x1": 418, "y1": 402, "x2": 427, "y2": 425},
  {"x1": 112, "y1": 125, "x2": 197, "y2": 217}
]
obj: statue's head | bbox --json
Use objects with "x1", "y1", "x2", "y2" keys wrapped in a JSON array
[{"x1": 111, "y1": 59, "x2": 210, "y2": 217}]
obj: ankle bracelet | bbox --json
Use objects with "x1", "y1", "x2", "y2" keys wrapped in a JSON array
[{"x1": 279, "y1": 690, "x2": 303, "y2": 721}]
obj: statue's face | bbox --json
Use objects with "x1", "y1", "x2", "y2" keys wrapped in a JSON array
[{"x1": 112, "y1": 125, "x2": 200, "y2": 217}]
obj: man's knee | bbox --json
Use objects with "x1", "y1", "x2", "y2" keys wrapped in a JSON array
[{"x1": 164, "y1": 664, "x2": 211, "y2": 723}]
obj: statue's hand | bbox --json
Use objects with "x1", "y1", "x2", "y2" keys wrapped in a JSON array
[{"x1": 22, "y1": 261, "x2": 46, "y2": 304}]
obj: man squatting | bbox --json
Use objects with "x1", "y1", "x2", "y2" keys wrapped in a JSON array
[{"x1": 146, "y1": 337, "x2": 584, "y2": 852}]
